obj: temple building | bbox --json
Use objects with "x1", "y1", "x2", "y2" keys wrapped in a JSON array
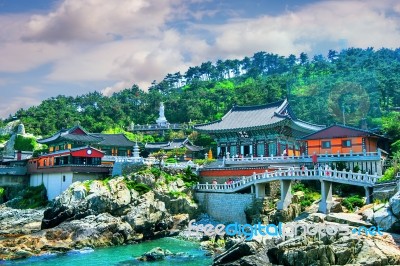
[
  {"x1": 301, "y1": 124, "x2": 388, "y2": 155},
  {"x1": 195, "y1": 99, "x2": 324, "y2": 158},
  {"x1": 145, "y1": 137, "x2": 204, "y2": 160},
  {"x1": 37, "y1": 125, "x2": 136, "y2": 157},
  {"x1": 28, "y1": 146, "x2": 110, "y2": 200},
  {"x1": 91, "y1": 133, "x2": 137, "y2": 157}
]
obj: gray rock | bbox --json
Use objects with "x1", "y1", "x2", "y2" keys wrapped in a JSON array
[
  {"x1": 389, "y1": 191, "x2": 400, "y2": 218},
  {"x1": 330, "y1": 201, "x2": 343, "y2": 213},
  {"x1": 136, "y1": 247, "x2": 173, "y2": 261},
  {"x1": 0, "y1": 206, "x2": 44, "y2": 234},
  {"x1": 373, "y1": 207, "x2": 398, "y2": 232},
  {"x1": 362, "y1": 208, "x2": 374, "y2": 223}
]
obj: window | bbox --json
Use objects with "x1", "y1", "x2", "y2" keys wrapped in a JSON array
[
  {"x1": 342, "y1": 139, "x2": 352, "y2": 147},
  {"x1": 322, "y1": 141, "x2": 331, "y2": 148}
]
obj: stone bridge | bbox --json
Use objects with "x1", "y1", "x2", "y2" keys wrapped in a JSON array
[{"x1": 195, "y1": 168, "x2": 382, "y2": 213}]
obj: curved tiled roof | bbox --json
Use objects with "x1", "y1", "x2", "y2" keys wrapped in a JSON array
[
  {"x1": 301, "y1": 124, "x2": 387, "y2": 140},
  {"x1": 91, "y1": 133, "x2": 136, "y2": 147},
  {"x1": 195, "y1": 99, "x2": 324, "y2": 133},
  {"x1": 38, "y1": 125, "x2": 103, "y2": 144}
]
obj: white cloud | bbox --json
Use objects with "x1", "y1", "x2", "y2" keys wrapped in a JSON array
[
  {"x1": 0, "y1": 96, "x2": 42, "y2": 118},
  {"x1": 22, "y1": 0, "x2": 181, "y2": 43},
  {"x1": 101, "y1": 80, "x2": 133, "y2": 96},
  {"x1": 207, "y1": 0, "x2": 400, "y2": 57}
]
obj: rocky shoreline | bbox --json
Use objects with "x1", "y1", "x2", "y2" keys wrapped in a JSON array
[
  {"x1": 1, "y1": 170, "x2": 400, "y2": 265},
  {"x1": 0, "y1": 170, "x2": 199, "y2": 260}
]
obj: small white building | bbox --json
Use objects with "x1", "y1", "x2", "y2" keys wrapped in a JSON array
[{"x1": 28, "y1": 146, "x2": 111, "y2": 200}]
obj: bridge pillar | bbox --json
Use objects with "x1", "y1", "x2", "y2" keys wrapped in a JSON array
[
  {"x1": 255, "y1": 183, "x2": 266, "y2": 198},
  {"x1": 365, "y1": 186, "x2": 373, "y2": 204},
  {"x1": 251, "y1": 185, "x2": 254, "y2": 194},
  {"x1": 318, "y1": 180, "x2": 333, "y2": 214},
  {"x1": 277, "y1": 180, "x2": 292, "y2": 210}
]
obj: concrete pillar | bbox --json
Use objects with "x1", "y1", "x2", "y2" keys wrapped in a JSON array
[
  {"x1": 277, "y1": 180, "x2": 292, "y2": 210},
  {"x1": 319, "y1": 180, "x2": 333, "y2": 214},
  {"x1": 376, "y1": 161, "x2": 382, "y2": 176},
  {"x1": 251, "y1": 185, "x2": 254, "y2": 194},
  {"x1": 240, "y1": 145, "x2": 244, "y2": 156},
  {"x1": 255, "y1": 183, "x2": 266, "y2": 198},
  {"x1": 365, "y1": 186, "x2": 373, "y2": 204},
  {"x1": 249, "y1": 144, "x2": 253, "y2": 156}
]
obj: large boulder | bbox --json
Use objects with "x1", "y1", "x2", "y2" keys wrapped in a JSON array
[
  {"x1": 212, "y1": 221, "x2": 400, "y2": 266},
  {"x1": 0, "y1": 207, "x2": 44, "y2": 235},
  {"x1": 122, "y1": 191, "x2": 173, "y2": 240},
  {"x1": 373, "y1": 206, "x2": 398, "y2": 232},
  {"x1": 389, "y1": 191, "x2": 400, "y2": 218},
  {"x1": 136, "y1": 247, "x2": 173, "y2": 261},
  {"x1": 41, "y1": 178, "x2": 135, "y2": 229}
]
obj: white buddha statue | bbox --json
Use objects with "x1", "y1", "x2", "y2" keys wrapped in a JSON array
[{"x1": 156, "y1": 102, "x2": 168, "y2": 126}]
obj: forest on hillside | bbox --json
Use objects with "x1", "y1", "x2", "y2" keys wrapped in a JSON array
[{"x1": 1, "y1": 47, "x2": 400, "y2": 142}]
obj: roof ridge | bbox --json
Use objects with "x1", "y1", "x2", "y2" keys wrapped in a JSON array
[{"x1": 294, "y1": 118, "x2": 326, "y2": 128}]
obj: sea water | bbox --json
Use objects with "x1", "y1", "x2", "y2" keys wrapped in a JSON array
[{"x1": 4, "y1": 238, "x2": 212, "y2": 266}]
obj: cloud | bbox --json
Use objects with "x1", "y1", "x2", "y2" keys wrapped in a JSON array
[
  {"x1": 101, "y1": 80, "x2": 133, "y2": 96},
  {"x1": 22, "y1": 0, "x2": 182, "y2": 43},
  {"x1": 0, "y1": 96, "x2": 42, "y2": 118},
  {"x1": 206, "y1": 0, "x2": 400, "y2": 57}
]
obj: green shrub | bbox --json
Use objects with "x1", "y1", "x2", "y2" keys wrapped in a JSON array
[
  {"x1": 9, "y1": 184, "x2": 48, "y2": 209},
  {"x1": 0, "y1": 134, "x2": 10, "y2": 143},
  {"x1": 150, "y1": 167, "x2": 162, "y2": 178},
  {"x1": 182, "y1": 167, "x2": 199, "y2": 184},
  {"x1": 124, "y1": 179, "x2": 151, "y2": 195},
  {"x1": 343, "y1": 195, "x2": 364, "y2": 212},
  {"x1": 132, "y1": 183, "x2": 151, "y2": 195},
  {"x1": 292, "y1": 182, "x2": 320, "y2": 209},
  {"x1": 0, "y1": 187, "x2": 4, "y2": 197},
  {"x1": 378, "y1": 167, "x2": 397, "y2": 182},
  {"x1": 83, "y1": 180, "x2": 94, "y2": 191},
  {"x1": 193, "y1": 159, "x2": 216, "y2": 165},
  {"x1": 14, "y1": 135, "x2": 38, "y2": 151},
  {"x1": 165, "y1": 158, "x2": 177, "y2": 163},
  {"x1": 169, "y1": 190, "x2": 186, "y2": 198}
]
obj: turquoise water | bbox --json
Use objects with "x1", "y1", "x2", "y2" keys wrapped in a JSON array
[{"x1": 4, "y1": 238, "x2": 213, "y2": 266}]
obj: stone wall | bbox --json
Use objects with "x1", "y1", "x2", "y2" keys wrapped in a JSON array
[
  {"x1": 195, "y1": 192, "x2": 255, "y2": 223},
  {"x1": 268, "y1": 180, "x2": 280, "y2": 198}
]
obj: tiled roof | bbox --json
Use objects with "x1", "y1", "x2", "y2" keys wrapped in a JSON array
[
  {"x1": 145, "y1": 142, "x2": 170, "y2": 149},
  {"x1": 195, "y1": 99, "x2": 324, "y2": 133},
  {"x1": 91, "y1": 133, "x2": 136, "y2": 147},
  {"x1": 145, "y1": 138, "x2": 204, "y2": 151},
  {"x1": 301, "y1": 124, "x2": 387, "y2": 140},
  {"x1": 39, "y1": 146, "x2": 104, "y2": 157},
  {"x1": 38, "y1": 125, "x2": 103, "y2": 144}
]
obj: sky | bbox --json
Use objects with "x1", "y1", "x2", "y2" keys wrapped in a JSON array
[{"x1": 1, "y1": 0, "x2": 400, "y2": 118}]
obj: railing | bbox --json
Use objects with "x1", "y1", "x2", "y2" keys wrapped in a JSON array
[
  {"x1": 37, "y1": 164, "x2": 111, "y2": 169},
  {"x1": 0, "y1": 166, "x2": 27, "y2": 175},
  {"x1": 129, "y1": 123, "x2": 189, "y2": 131},
  {"x1": 104, "y1": 156, "x2": 144, "y2": 163},
  {"x1": 195, "y1": 168, "x2": 382, "y2": 192},
  {"x1": 162, "y1": 161, "x2": 199, "y2": 170},
  {"x1": 223, "y1": 150, "x2": 381, "y2": 165}
]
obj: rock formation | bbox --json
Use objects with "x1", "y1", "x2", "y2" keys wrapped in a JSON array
[{"x1": 0, "y1": 172, "x2": 198, "y2": 260}]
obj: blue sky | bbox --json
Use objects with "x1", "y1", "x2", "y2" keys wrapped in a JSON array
[{"x1": 0, "y1": 0, "x2": 400, "y2": 118}]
